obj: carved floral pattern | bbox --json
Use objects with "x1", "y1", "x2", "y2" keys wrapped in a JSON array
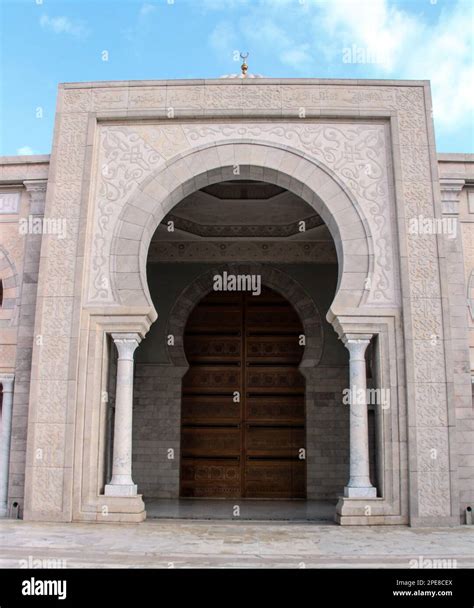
[
  {"x1": 89, "y1": 121, "x2": 397, "y2": 305},
  {"x1": 28, "y1": 81, "x2": 453, "y2": 520},
  {"x1": 91, "y1": 128, "x2": 163, "y2": 300}
]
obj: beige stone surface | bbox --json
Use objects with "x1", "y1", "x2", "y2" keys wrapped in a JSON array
[{"x1": 0, "y1": 519, "x2": 472, "y2": 568}]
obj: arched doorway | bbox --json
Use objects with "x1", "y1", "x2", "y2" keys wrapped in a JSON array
[{"x1": 180, "y1": 286, "x2": 306, "y2": 499}]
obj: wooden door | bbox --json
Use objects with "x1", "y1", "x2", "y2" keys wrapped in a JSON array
[{"x1": 180, "y1": 287, "x2": 306, "y2": 499}]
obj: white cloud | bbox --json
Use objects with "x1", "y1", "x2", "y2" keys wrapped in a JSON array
[
  {"x1": 202, "y1": 0, "x2": 251, "y2": 10},
  {"x1": 17, "y1": 146, "x2": 36, "y2": 156},
  {"x1": 315, "y1": 0, "x2": 473, "y2": 132},
  {"x1": 39, "y1": 14, "x2": 88, "y2": 38},
  {"x1": 209, "y1": 21, "x2": 239, "y2": 60},
  {"x1": 205, "y1": 0, "x2": 473, "y2": 140},
  {"x1": 139, "y1": 3, "x2": 156, "y2": 18}
]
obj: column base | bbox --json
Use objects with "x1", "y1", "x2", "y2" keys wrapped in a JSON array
[
  {"x1": 104, "y1": 483, "x2": 137, "y2": 497},
  {"x1": 344, "y1": 485, "x2": 377, "y2": 498},
  {"x1": 336, "y1": 496, "x2": 390, "y2": 525},
  {"x1": 94, "y1": 494, "x2": 146, "y2": 523}
]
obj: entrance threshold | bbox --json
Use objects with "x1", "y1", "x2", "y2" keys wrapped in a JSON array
[{"x1": 145, "y1": 499, "x2": 337, "y2": 522}]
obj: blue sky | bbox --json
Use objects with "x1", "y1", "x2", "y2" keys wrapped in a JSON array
[{"x1": 1, "y1": 0, "x2": 473, "y2": 155}]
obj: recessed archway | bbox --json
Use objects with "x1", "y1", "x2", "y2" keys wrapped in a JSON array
[
  {"x1": 107, "y1": 141, "x2": 385, "y2": 522},
  {"x1": 111, "y1": 141, "x2": 373, "y2": 325}
]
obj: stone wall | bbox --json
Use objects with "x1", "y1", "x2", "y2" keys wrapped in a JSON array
[
  {"x1": 0, "y1": 156, "x2": 49, "y2": 515},
  {"x1": 438, "y1": 155, "x2": 474, "y2": 520}
]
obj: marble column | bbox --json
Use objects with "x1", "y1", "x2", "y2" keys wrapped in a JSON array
[
  {"x1": 105, "y1": 333, "x2": 141, "y2": 497},
  {"x1": 0, "y1": 374, "x2": 15, "y2": 517},
  {"x1": 343, "y1": 336, "x2": 376, "y2": 498}
]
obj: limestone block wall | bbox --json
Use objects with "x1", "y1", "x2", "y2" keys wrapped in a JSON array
[
  {"x1": 133, "y1": 363, "x2": 185, "y2": 498},
  {"x1": 0, "y1": 156, "x2": 49, "y2": 514},
  {"x1": 305, "y1": 366, "x2": 350, "y2": 499},
  {"x1": 438, "y1": 155, "x2": 474, "y2": 520}
]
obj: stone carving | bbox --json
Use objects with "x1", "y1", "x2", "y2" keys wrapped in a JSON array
[
  {"x1": 133, "y1": 125, "x2": 189, "y2": 159},
  {"x1": 401, "y1": 146, "x2": 431, "y2": 182},
  {"x1": 88, "y1": 121, "x2": 397, "y2": 306},
  {"x1": 414, "y1": 384, "x2": 448, "y2": 427},
  {"x1": 34, "y1": 423, "x2": 66, "y2": 467},
  {"x1": 167, "y1": 86, "x2": 205, "y2": 109},
  {"x1": 462, "y1": 223, "x2": 474, "y2": 298},
  {"x1": 204, "y1": 86, "x2": 243, "y2": 109},
  {"x1": 184, "y1": 122, "x2": 395, "y2": 305},
  {"x1": 129, "y1": 87, "x2": 166, "y2": 109},
  {"x1": 26, "y1": 81, "x2": 453, "y2": 523},
  {"x1": 403, "y1": 181, "x2": 433, "y2": 220},
  {"x1": 42, "y1": 298, "x2": 74, "y2": 337},
  {"x1": 406, "y1": 235, "x2": 441, "y2": 299},
  {"x1": 0, "y1": 245, "x2": 19, "y2": 328},
  {"x1": 418, "y1": 471, "x2": 451, "y2": 517},
  {"x1": 148, "y1": 240, "x2": 337, "y2": 263},
  {"x1": 417, "y1": 429, "x2": 449, "y2": 472},
  {"x1": 165, "y1": 212, "x2": 323, "y2": 237},
  {"x1": 42, "y1": 220, "x2": 79, "y2": 297},
  {"x1": 413, "y1": 340, "x2": 446, "y2": 384},
  {"x1": 90, "y1": 128, "x2": 164, "y2": 301},
  {"x1": 410, "y1": 299, "x2": 443, "y2": 340},
  {"x1": 92, "y1": 88, "x2": 128, "y2": 111},
  {"x1": 30, "y1": 468, "x2": 63, "y2": 513},
  {"x1": 36, "y1": 337, "x2": 71, "y2": 381},
  {"x1": 0, "y1": 192, "x2": 20, "y2": 214},
  {"x1": 50, "y1": 183, "x2": 82, "y2": 219},
  {"x1": 54, "y1": 114, "x2": 88, "y2": 182},
  {"x1": 396, "y1": 85, "x2": 451, "y2": 517},
  {"x1": 62, "y1": 88, "x2": 91, "y2": 113},
  {"x1": 35, "y1": 381, "x2": 69, "y2": 423}
]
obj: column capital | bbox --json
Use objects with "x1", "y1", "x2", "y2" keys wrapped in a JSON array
[
  {"x1": 439, "y1": 177, "x2": 465, "y2": 215},
  {"x1": 23, "y1": 179, "x2": 48, "y2": 193},
  {"x1": 111, "y1": 333, "x2": 141, "y2": 360},
  {"x1": 23, "y1": 179, "x2": 47, "y2": 215},
  {"x1": 342, "y1": 334, "x2": 372, "y2": 360},
  {"x1": 0, "y1": 374, "x2": 15, "y2": 392}
]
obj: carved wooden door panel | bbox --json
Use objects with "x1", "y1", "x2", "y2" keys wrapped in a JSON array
[{"x1": 180, "y1": 287, "x2": 305, "y2": 499}]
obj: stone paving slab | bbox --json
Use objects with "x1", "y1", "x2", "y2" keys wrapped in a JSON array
[{"x1": 0, "y1": 520, "x2": 472, "y2": 569}]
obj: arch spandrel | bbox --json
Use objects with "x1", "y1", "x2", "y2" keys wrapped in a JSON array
[{"x1": 111, "y1": 141, "x2": 374, "y2": 326}]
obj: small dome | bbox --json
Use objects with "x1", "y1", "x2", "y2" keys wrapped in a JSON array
[{"x1": 220, "y1": 73, "x2": 264, "y2": 79}]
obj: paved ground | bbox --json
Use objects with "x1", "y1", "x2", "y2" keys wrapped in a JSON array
[
  {"x1": 146, "y1": 498, "x2": 336, "y2": 520},
  {"x1": 0, "y1": 519, "x2": 472, "y2": 568}
]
